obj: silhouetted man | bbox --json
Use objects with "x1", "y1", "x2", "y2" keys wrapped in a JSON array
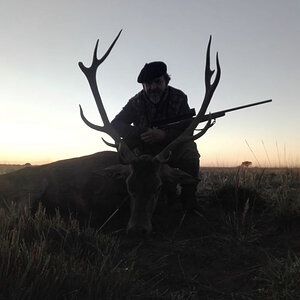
[{"x1": 111, "y1": 61, "x2": 200, "y2": 209}]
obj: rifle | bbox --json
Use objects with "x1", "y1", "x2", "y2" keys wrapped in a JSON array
[{"x1": 151, "y1": 99, "x2": 272, "y2": 130}]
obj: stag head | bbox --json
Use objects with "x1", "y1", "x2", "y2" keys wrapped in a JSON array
[
  {"x1": 101, "y1": 154, "x2": 198, "y2": 234},
  {"x1": 79, "y1": 31, "x2": 220, "y2": 235}
]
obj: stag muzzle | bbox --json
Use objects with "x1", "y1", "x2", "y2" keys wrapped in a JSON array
[
  {"x1": 127, "y1": 222, "x2": 152, "y2": 236},
  {"x1": 126, "y1": 201, "x2": 154, "y2": 236},
  {"x1": 126, "y1": 193, "x2": 157, "y2": 236}
]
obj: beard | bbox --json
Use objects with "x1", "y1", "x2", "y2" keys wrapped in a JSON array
[
  {"x1": 147, "y1": 90, "x2": 164, "y2": 104},
  {"x1": 148, "y1": 93, "x2": 161, "y2": 104}
]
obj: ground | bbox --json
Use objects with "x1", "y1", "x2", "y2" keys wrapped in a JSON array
[
  {"x1": 110, "y1": 167, "x2": 300, "y2": 299},
  {"x1": 1, "y1": 166, "x2": 299, "y2": 299}
]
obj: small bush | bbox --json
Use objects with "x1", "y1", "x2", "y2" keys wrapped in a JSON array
[
  {"x1": 264, "y1": 169, "x2": 300, "y2": 230},
  {"x1": 205, "y1": 167, "x2": 265, "y2": 245}
]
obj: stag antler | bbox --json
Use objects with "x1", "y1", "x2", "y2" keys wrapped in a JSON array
[
  {"x1": 79, "y1": 30, "x2": 136, "y2": 162},
  {"x1": 79, "y1": 33, "x2": 220, "y2": 164},
  {"x1": 155, "y1": 35, "x2": 221, "y2": 161}
]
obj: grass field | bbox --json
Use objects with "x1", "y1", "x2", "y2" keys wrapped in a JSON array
[
  {"x1": 0, "y1": 164, "x2": 27, "y2": 175},
  {"x1": 0, "y1": 166, "x2": 299, "y2": 299}
]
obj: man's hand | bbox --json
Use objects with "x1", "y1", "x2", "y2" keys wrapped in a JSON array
[{"x1": 141, "y1": 129, "x2": 166, "y2": 144}]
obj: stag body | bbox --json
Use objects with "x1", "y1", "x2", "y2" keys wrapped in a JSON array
[
  {"x1": 0, "y1": 151, "x2": 126, "y2": 223},
  {"x1": 79, "y1": 31, "x2": 220, "y2": 234},
  {"x1": 0, "y1": 151, "x2": 194, "y2": 233}
]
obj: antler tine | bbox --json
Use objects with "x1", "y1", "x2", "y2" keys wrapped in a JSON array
[
  {"x1": 80, "y1": 104, "x2": 118, "y2": 148},
  {"x1": 78, "y1": 40, "x2": 98, "y2": 76},
  {"x1": 79, "y1": 30, "x2": 123, "y2": 75},
  {"x1": 79, "y1": 104, "x2": 105, "y2": 132},
  {"x1": 155, "y1": 36, "x2": 220, "y2": 162},
  {"x1": 101, "y1": 138, "x2": 117, "y2": 148},
  {"x1": 198, "y1": 35, "x2": 221, "y2": 117},
  {"x1": 98, "y1": 29, "x2": 123, "y2": 65}
]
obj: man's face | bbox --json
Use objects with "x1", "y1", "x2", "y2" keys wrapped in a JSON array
[{"x1": 143, "y1": 75, "x2": 167, "y2": 104}]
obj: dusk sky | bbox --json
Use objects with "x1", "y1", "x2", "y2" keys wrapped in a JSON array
[{"x1": 0, "y1": 0, "x2": 299, "y2": 167}]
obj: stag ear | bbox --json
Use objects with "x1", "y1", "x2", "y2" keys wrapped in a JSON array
[
  {"x1": 160, "y1": 165, "x2": 199, "y2": 184},
  {"x1": 98, "y1": 164, "x2": 131, "y2": 180}
]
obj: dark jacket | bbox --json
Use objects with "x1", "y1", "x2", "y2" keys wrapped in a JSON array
[{"x1": 111, "y1": 86, "x2": 191, "y2": 153}]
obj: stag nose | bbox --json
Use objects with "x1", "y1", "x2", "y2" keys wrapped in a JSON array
[{"x1": 127, "y1": 224, "x2": 152, "y2": 237}]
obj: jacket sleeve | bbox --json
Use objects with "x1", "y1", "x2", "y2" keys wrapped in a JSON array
[{"x1": 111, "y1": 101, "x2": 148, "y2": 139}]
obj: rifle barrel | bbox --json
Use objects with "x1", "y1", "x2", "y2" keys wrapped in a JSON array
[
  {"x1": 200, "y1": 99, "x2": 272, "y2": 123},
  {"x1": 214, "y1": 99, "x2": 272, "y2": 114},
  {"x1": 156, "y1": 99, "x2": 272, "y2": 129}
]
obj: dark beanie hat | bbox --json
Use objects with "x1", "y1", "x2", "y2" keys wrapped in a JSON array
[{"x1": 137, "y1": 61, "x2": 167, "y2": 83}]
